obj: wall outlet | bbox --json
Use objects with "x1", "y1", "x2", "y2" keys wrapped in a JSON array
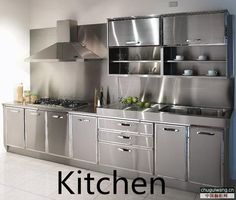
[{"x1": 169, "y1": 1, "x2": 178, "y2": 7}]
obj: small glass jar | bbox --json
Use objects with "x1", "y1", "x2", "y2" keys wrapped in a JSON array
[
  {"x1": 31, "y1": 94, "x2": 38, "y2": 103},
  {"x1": 24, "y1": 90, "x2": 31, "y2": 103}
]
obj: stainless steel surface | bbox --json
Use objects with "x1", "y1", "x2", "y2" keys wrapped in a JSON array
[
  {"x1": 98, "y1": 118, "x2": 153, "y2": 135},
  {"x1": 4, "y1": 107, "x2": 25, "y2": 148},
  {"x1": 108, "y1": 17, "x2": 160, "y2": 46},
  {"x1": 25, "y1": 109, "x2": 46, "y2": 152},
  {"x1": 155, "y1": 124, "x2": 187, "y2": 181},
  {"x1": 98, "y1": 142, "x2": 153, "y2": 174},
  {"x1": 26, "y1": 20, "x2": 103, "y2": 62},
  {"x1": 98, "y1": 130, "x2": 153, "y2": 148},
  {"x1": 71, "y1": 114, "x2": 97, "y2": 163},
  {"x1": 163, "y1": 12, "x2": 227, "y2": 46},
  {"x1": 189, "y1": 126, "x2": 223, "y2": 186},
  {"x1": 47, "y1": 111, "x2": 69, "y2": 157}
]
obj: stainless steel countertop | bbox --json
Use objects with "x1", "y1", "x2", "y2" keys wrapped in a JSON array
[{"x1": 3, "y1": 102, "x2": 232, "y2": 128}]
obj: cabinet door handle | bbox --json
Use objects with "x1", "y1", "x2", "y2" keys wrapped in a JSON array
[
  {"x1": 186, "y1": 38, "x2": 201, "y2": 43},
  {"x1": 30, "y1": 112, "x2": 40, "y2": 116},
  {"x1": 197, "y1": 131, "x2": 215, "y2": 136},
  {"x1": 118, "y1": 148, "x2": 132, "y2": 153},
  {"x1": 78, "y1": 118, "x2": 90, "y2": 122},
  {"x1": 126, "y1": 41, "x2": 140, "y2": 45},
  {"x1": 118, "y1": 123, "x2": 132, "y2": 127},
  {"x1": 52, "y1": 115, "x2": 64, "y2": 119},
  {"x1": 163, "y1": 128, "x2": 179, "y2": 132},
  {"x1": 118, "y1": 135, "x2": 131, "y2": 140},
  {"x1": 10, "y1": 109, "x2": 20, "y2": 113}
]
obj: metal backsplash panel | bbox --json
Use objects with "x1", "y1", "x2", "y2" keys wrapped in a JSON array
[{"x1": 30, "y1": 24, "x2": 233, "y2": 108}]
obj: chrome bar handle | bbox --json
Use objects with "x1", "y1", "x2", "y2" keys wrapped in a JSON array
[
  {"x1": 197, "y1": 131, "x2": 215, "y2": 136},
  {"x1": 163, "y1": 128, "x2": 179, "y2": 132},
  {"x1": 186, "y1": 38, "x2": 202, "y2": 43},
  {"x1": 52, "y1": 115, "x2": 64, "y2": 119},
  {"x1": 126, "y1": 41, "x2": 140, "y2": 45},
  {"x1": 30, "y1": 112, "x2": 40, "y2": 116},
  {"x1": 78, "y1": 118, "x2": 90, "y2": 122},
  {"x1": 118, "y1": 123, "x2": 132, "y2": 127},
  {"x1": 10, "y1": 109, "x2": 20, "y2": 113},
  {"x1": 118, "y1": 135, "x2": 131, "y2": 140},
  {"x1": 118, "y1": 148, "x2": 132, "y2": 153}
]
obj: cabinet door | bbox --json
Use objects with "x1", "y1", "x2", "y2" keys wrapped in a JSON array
[
  {"x1": 71, "y1": 115, "x2": 97, "y2": 163},
  {"x1": 47, "y1": 112, "x2": 69, "y2": 157},
  {"x1": 155, "y1": 124, "x2": 187, "y2": 180},
  {"x1": 108, "y1": 17, "x2": 160, "y2": 46},
  {"x1": 189, "y1": 127, "x2": 223, "y2": 186},
  {"x1": 163, "y1": 12, "x2": 226, "y2": 45},
  {"x1": 4, "y1": 107, "x2": 25, "y2": 148},
  {"x1": 25, "y1": 109, "x2": 45, "y2": 152}
]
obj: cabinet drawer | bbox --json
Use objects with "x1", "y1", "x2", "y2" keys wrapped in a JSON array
[
  {"x1": 98, "y1": 130, "x2": 153, "y2": 148},
  {"x1": 99, "y1": 142, "x2": 153, "y2": 174},
  {"x1": 98, "y1": 118, "x2": 153, "y2": 135}
]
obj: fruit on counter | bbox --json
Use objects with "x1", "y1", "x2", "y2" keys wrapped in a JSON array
[
  {"x1": 144, "y1": 102, "x2": 151, "y2": 108},
  {"x1": 136, "y1": 101, "x2": 144, "y2": 108},
  {"x1": 132, "y1": 97, "x2": 138, "y2": 103},
  {"x1": 120, "y1": 96, "x2": 139, "y2": 104}
]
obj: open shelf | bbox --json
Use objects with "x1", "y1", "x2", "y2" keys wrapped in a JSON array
[
  {"x1": 166, "y1": 60, "x2": 226, "y2": 63},
  {"x1": 111, "y1": 60, "x2": 161, "y2": 63}
]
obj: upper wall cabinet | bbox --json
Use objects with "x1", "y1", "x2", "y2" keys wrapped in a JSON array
[
  {"x1": 163, "y1": 11, "x2": 228, "y2": 46},
  {"x1": 108, "y1": 17, "x2": 160, "y2": 47}
]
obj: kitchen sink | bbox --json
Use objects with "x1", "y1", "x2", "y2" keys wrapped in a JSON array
[{"x1": 159, "y1": 105, "x2": 230, "y2": 118}]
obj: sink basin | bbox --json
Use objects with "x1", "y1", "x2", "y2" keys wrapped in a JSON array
[{"x1": 159, "y1": 105, "x2": 229, "y2": 118}]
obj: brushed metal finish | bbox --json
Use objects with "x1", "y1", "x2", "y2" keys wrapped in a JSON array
[
  {"x1": 25, "y1": 109, "x2": 46, "y2": 152},
  {"x1": 163, "y1": 12, "x2": 227, "y2": 46},
  {"x1": 71, "y1": 114, "x2": 97, "y2": 163},
  {"x1": 155, "y1": 124, "x2": 187, "y2": 181},
  {"x1": 98, "y1": 130, "x2": 153, "y2": 148},
  {"x1": 98, "y1": 118, "x2": 153, "y2": 135},
  {"x1": 99, "y1": 142, "x2": 153, "y2": 174},
  {"x1": 47, "y1": 111, "x2": 69, "y2": 157},
  {"x1": 189, "y1": 126, "x2": 223, "y2": 186},
  {"x1": 4, "y1": 107, "x2": 25, "y2": 148},
  {"x1": 108, "y1": 17, "x2": 160, "y2": 46}
]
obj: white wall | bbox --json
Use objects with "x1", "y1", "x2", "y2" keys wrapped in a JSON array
[{"x1": 0, "y1": 0, "x2": 30, "y2": 153}]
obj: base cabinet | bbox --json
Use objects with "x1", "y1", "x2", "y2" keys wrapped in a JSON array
[
  {"x1": 71, "y1": 115, "x2": 97, "y2": 163},
  {"x1": 25, "y1": 109, "x2": 46, "y2": 152},
  {"x1": 4, "y1": 107, "x2": 25, "y2": 148},
  {"x1": 189, "y1": 126, "x2": 223, "y2": 186},
  {"x1": 155, "y1": 124, "x2": 187, "y2": 180},
  {"x1": 47, "y1": 112, "x2": 69, "y2": 157}
]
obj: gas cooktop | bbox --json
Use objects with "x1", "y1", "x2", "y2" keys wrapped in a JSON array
[{"x1": 34, "y1": 98, "x2": 88, "y2": 109}]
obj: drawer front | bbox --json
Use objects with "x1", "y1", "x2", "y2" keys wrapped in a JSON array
[
  {"x1": 99, "y1": 142, "x2": 153, "y2": 174},
  {"x1": 98, "y1": 118, "x2": 153, "y2": 135},
  {"x1": 99, "y1": 130, "x2": 153, "y2": 148}
]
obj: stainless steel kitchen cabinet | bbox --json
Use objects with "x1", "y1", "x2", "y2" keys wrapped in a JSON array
[
  {"x1": 25, "y1": 109, "x2": 45, "y2": 152},
  {"x1": 108, "y1": 17, "x2": 160, "y2": 46},
  {"x1": 71, "y1": 115, "x2": 97, "y2": 163},
  {"x1": 163, "y1": 12, "x2": 227, "y2": 45},
  {"x1": 47, "y1": 112, "x2": 69, "y2": 157},
  {"x1": 99, "y1": 142, "x2": 153, "y2": 174},
  {"x1": 189, "y1": 126, "x2": 223, "y2": 186},
  {"x1": 4, "y1": 107, "x2": 25, "y2": 148},
  {"x1": 155, "y1": 124, "x2": 188, "y2": 181}
]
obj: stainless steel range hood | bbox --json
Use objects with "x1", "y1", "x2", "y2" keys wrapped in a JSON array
[{"x1": 26, "y1": 20, "x2": 101, "y2": 62}]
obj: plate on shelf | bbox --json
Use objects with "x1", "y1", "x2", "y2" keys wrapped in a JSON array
[{"x1": 182, "y1": 74, "x2": 193, "y2": 76}]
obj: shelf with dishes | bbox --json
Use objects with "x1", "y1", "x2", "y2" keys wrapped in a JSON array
[
  {"x1": 166, "y1": 60, "x2": 226, "y2": 63},
  {"x1": 110, "y1": 60, "x2": 162, "y2": 63}
]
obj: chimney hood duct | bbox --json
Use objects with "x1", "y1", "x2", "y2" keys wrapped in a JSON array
[{"x1": 26, "y1": 20, "x2": 101, "y2": 62}]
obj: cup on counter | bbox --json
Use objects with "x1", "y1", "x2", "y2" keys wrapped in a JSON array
[
  {"x1": 175, "y1": 55, "x2": 184, "y2": 61},
  {"x1": 207, "y1": 69, "x2": 217, "y2": 76},
  {"x1": 197, "y1": 55, "x2": 207, "y2": 61},
  {"x1": 183, "y1": 69, "x2": 193, "y2": 76}
]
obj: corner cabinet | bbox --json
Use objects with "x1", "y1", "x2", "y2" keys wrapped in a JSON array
[{"x1": 4, "y1": 107, "x2": 25, "y2": 148}]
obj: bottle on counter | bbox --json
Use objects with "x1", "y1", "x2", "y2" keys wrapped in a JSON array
[
  {"x1": 16, "y1": 83, "x2": 23, "y2": 103},
  {"x1": 100, "y1": 87, "x2": 104, "y2": 106}
]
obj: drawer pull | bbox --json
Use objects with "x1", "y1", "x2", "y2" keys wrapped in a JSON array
[
  {"x1": 118, "y1": 135, "x2": 131, "y2": 140},
  {"x1": 163, "y1": 128, "x2": 179, "y2": 132},
  {"x1": 78, "y1": 119, "x2": 90, "y2": 122},
  {"x1": 10, "y1": 109, "x2": 20, "y2": 113},
  {"x1": 118, "y1": 148, "x2": 132, "y2": 153},
  {"x1": 186, "y1": 38, "x2": 201, "y2": 43},
  {"x1": 126, "y1": 41, "x2": 140, "y2": 45},
  {"x1": 30, "y1": 112, "x2": 40, "y2": 116},
  {"x1": 52, "y1": 115, "x2": 64, "y2": 119},
  {"x1": 118, "y1": 123, "x2": 132, "y2": 127},
  {"x1": 197, "y1": 131, "x2": 215, "y2": 136}
]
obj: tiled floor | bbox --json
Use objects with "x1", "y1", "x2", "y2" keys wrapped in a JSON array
[{"x1": 0, "y1": 152, "x2": 198, "y2": 200}]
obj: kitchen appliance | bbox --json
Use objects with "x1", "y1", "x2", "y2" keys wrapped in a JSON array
[
  {"x1": 34, "y1": 98, "x2": 88, "y2": 109},
  {"x1": 26, "y1": 20, "x2": 102, "y2": 62}
]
